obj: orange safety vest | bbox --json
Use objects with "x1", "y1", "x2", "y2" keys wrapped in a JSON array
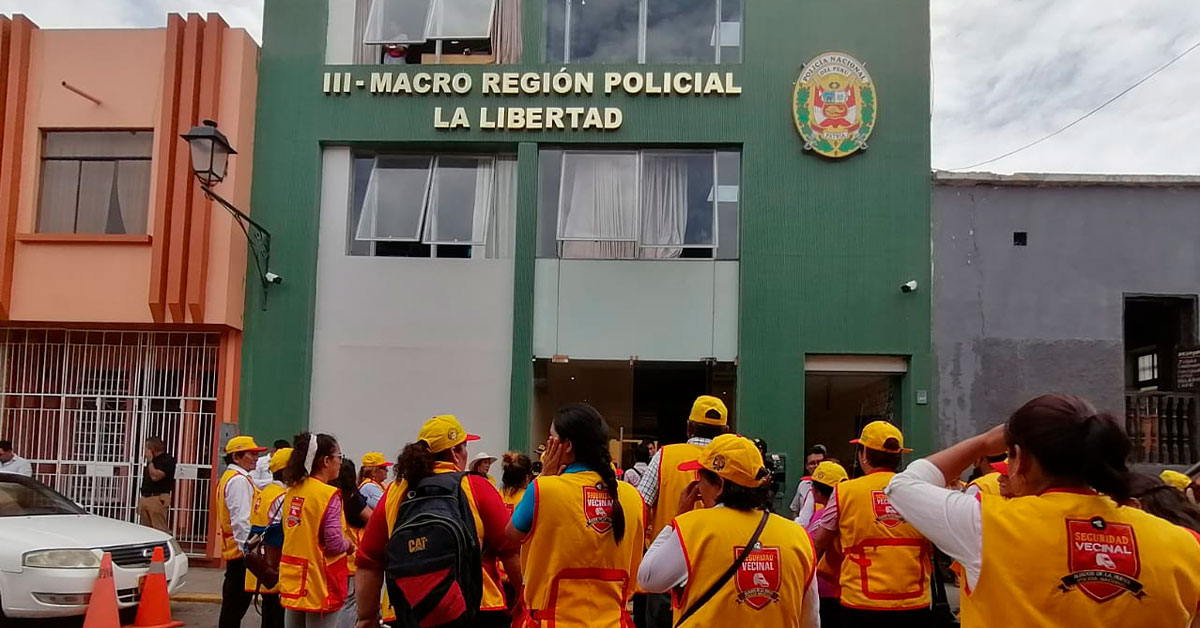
[
  {"x1": 245, "y1": 482, "x2": 287, "y2": 594},
  {"x1": 960, "y1": 490, "x2": 1200, "y2": 628},
  {"x1": 382, "y1": 462, "x2": 508, "y2": 612},
  {"x1": 836, "y1": 471, "x2": 931, "y2": 611},
  {"x1": 521, "y1": 470, "x2": 646, "y2": 628},
  {"x1": 649, "y1": 443, "x2": 705, "y2": 542},
  {"x1": 968, "y1": 472, "x2": 1001, "y2": 497},
  {"x1": 672, "y1": 507, "x2": 815, "y2": 627},
  {"x1": 279, "y1": 477, "x2": 349, "y2": 613},
  {"x1": 217, "y1": 467, "x2": 257, "y2": 561}
]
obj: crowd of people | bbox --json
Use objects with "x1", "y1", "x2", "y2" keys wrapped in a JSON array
[{"x1": 205, "y1": 392, "x2": 1200, "y2": 628}]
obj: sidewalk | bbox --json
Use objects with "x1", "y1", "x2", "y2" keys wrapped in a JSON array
[{"x1": 176, "y1": 566, "x2": 225, "y2": 604}]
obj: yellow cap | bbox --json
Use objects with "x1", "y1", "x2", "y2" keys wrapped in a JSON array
[
  {"x1": 678, "y1": 434, "x2": 768, "y2": 488},
  {"x1": 850, "y1": 421, "x2": 912, "y2": 453},
  {"x1": 225, "y1": 436, "x2": 267, "y2": 455},
  {"x1": 1161, "y1": 469, "x2": 1192, "y2": 492},
  {"x1": 418, "y1": 415, "x2": 480, "y2": 454},
  {"x1": 688, "y1": 395, "x2": 729, "y2": 427},
  {"x1": 268, "y1": 448, "x2": 293, "y2": 473},
  {"x1": 811, "y1": 460, "x2": 849, "y2": 486},
  {"x1": 361, "y1": 452, "x2": 394, "y2": 468}
]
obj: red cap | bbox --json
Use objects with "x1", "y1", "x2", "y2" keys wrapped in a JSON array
[{"x1": 990, "y1": 460, "x2": 1009, "y2": 475}]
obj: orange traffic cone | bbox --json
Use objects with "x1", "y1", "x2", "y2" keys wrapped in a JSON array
[
  {"x1": 83, "y1": 553, "x2": 121, "y2": 628},
  {"x1": 126, "y1": 546, "x2": 183, "y2": 628}
]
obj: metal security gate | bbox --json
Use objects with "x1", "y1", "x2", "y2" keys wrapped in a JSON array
[{"x1": 0, "y1": 329, "x2": 220, "y2": 555}]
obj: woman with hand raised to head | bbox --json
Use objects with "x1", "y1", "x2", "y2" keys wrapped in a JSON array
[{"x1": 886, "y1": 394, "x2": 1200, "y2": 628}]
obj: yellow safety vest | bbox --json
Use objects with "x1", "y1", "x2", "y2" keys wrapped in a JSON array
[
  {"x1": 968, "y1": 472, "x2": 1001, "y2": 497},
  {"x1": 382, "y1": 462, "x2": 508, "y2": 612},
  {"x1": 279, "y1": 477, "x2": 349, "y2": 613},
  {"x1": 836, "y1": 471, "x2": 931, "y2": 610},
  {"x1": 501, "y1": 487, "x2": 525, "y2": 513},
  {"x1": 244, "y1": 482, "x2": 287, "y2": 593},
  {"x1": 649, "y1": 444, "x2": 705, "y2": 542},
  {"x1": 960, "y1": 489, "x2": 1200, "y2": 627},
  {"x1": 672, "y1": 507, "x2": 815, "y2": 627},
  {"x1": 216, "y1": 468, "x2": 257, "y2": 561},
  {"x1": 521, "y1": 470, "x2": 646, "y2": 628}
]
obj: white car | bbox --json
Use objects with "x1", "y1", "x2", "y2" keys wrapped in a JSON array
[{"x1": 0, "y1": 473, "x2": 189, "y2": 619}]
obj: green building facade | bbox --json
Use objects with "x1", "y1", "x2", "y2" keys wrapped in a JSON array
[{"x1": 240, "y1": 0, "x2": 931, "y2": 495}]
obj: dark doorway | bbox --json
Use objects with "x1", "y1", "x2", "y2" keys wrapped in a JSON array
[
  {"x1": 1124, "y1": 296, "x2": 1197, "y2": 391},
  {"x1": 1123, "y1": 295, "x2": 1199, "y2": 465}
]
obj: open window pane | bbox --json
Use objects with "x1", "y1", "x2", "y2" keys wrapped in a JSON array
[
  {"x1": 640, "y1": 152, "x2": 716, "y2": 253},
  {"x1": 355, "y1": 156, "x2": 434, "y2": 241},
  {"x1": 364, "y1": 0, "x2": 434, "y2": 44},
  {"x1": 717, "y1": 0, "x2": 742, "y2": 64},
  {"x1": 645, "y1": 0, "x2": 718, "y2": 63},
  {"x1": 424, "y1": 156, "x2": 494, "y2": 245},
  {"x1": 428, "y1": 0, "x2": 495, "y2": 39},
  {"x1": 715, "y1": 151, "x2": 739, "y2": 259},
  {"x1": 557, "y1": 152, "x2": 639, "y2": 242},
  {"x1": 566, "y1": 0, "x2": 639, "y2": 63}
]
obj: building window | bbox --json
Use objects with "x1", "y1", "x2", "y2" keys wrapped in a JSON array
[
  {"x1": 538, "y1": 148, "x2": 739, "y2": 260},
  {"x1": 359, "y1": 0, "x2": 522, "y2": 64},
  {"x1": 545, "y1": 0, "x2": 742, "y2": 64},
  {"x1": 350, "y1": 152, "x2": 517, "y2": 258},
  {"x1": 37, "y1": 131, "x2": 153, "y2": 235},
  {"x1": 1136, "y1": 353, "x2": 1158, "y2": 386}
]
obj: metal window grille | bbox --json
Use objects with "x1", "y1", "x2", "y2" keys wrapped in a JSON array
[{"x1": 0, "y1": 329, "x2": 220, "y2": 555}]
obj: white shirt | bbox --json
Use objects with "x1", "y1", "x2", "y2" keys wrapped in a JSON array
[
  {"x1": 789, "y1": 478, "x2": 812, "y2": 515},
  {"x1": 883, "y1": 459, "x2": 983, "y2": 589},
  {"x1": 637, "y1": 437, "x2": 714, "y2": 507},
  {"x1": 251, "y1": 454, "x2": 274, "y2": 489},
  {"x1": 360, "y1": 481, "x2": 384, "y2": 510},
  {"x1": 0, "y1": 454, "x2": 32, "y2": 477},
  {"x1": 224, "y1": 465, "x2": 255, "y2": 550},
  {"x1": 792, "y1": 480, "x2": 817, "y2": 526},
  {"x1": 638, "y1": 507, "x2": 821, "y2": 628}
]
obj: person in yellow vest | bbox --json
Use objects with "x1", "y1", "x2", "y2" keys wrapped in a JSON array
[
  {"x1": 334, "y1": 458, "x2": 373, "y2": 628},
  {"x1": 245, "y1": 447, "x2": 292, "y2": 628},
  {"x1": 637, "y1": 395, "x2": 729, "y2": 628},
  {"x1": 638, "y1": 433, "x2": 819, "y2": 627},
  {"x1": 964, "y1": 454, "x2": 1008, "y2": 498},
  {"x1": 800, "y1": 460, "x2": 849, "y2": 628},
  {"x1": 217, "y1": 436, "x2": 267, "y2": 628},
  {"x1": 279, "y1": 433, "x2": 352, "y2": 628},
  {"x1": 886, "y1": 393, "x2": 1200, "y2": 628},
  {"x1": 499, "y1": 451, "x2": 533, "y2": 512},
  {"x1": 357, "y1": 452, "x2": 392, "y2": 510},
  {"x1": 505, "y1": 403, "x2": 646, "y2": 628},
  {"x1": 353, "y1": 415, "x2": 521, "y2": 628},
  {"x1": 809, "y1": 421, "x2": 931, "y2": 628}
]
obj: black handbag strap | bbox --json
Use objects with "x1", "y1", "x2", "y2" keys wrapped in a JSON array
[{"x1": 674, "y1": 510, "x2": 770, "y2": 628}]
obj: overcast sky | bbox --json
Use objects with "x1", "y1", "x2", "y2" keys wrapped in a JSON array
[{"x1": 3, "y1": 0, "x2": 1199, "y2": 174}]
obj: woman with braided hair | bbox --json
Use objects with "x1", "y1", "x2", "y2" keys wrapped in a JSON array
[{"x1": 506, "y1": 403, "x2": 646, "y2": 627}]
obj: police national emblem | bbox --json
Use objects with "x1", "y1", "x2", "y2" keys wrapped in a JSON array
[{"x1": 793, "y1": 52, "x2": 877, "y2": 158}]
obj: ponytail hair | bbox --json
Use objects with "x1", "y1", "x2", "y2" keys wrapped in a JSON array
[
  {"x1": 501, "y1": 451, "x2": 533, "y2": 493},
  {"x1": 1006, "y1": 394, "x2": 1133, "y2": 502},
  {"x1": 397, "y1": 441, "x2": 437, "y2": 487},
  {"x1": 553, "y1": 403, "x2": 626, "y2": 543},
  {"x1": 1130, "y1": 473, "x2": 1200, "y2": 533},
  {"x1": 283, "y1": 432, "x2": 338, "y2": 487}
]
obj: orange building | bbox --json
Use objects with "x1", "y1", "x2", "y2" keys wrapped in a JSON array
[{"x1": 0, "y1": 13, "x2": 257, "y2": 556}]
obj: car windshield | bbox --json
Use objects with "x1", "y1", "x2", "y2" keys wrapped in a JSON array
[{"x1": 0, "y1": 475, "x2": 86, "y2": 516}]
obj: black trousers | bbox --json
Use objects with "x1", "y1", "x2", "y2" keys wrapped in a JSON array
[
  {"x1": 839, "y1": 606, "x2": 931, "y2": 628},
  {"x1": 644, "y1": 593, "x2": 672, "y2": 628},
  {"x1": 819, "y1": 597, "x2": 842, "y2": 628},
  {"x1": 219, "y1": 558, "x2": 253, "y2": 628},
  {"x1": 631, "y1": 593, "x2": 648, "y2": 628},
  {"x1": 260, "y1": 592, "x2": 285, "y2": 628}
]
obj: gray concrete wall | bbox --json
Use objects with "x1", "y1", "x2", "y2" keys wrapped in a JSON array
[{"x1": 933, "y1": 182, "x2": 1200, "y2": 445}]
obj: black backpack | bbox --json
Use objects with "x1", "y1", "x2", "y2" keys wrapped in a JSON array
[{"x1": 385, "y1": 472, "x2": 482, "y2": 628}]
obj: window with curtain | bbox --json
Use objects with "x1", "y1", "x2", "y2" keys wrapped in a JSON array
[
  {"x1": 360, "y1": 0, "x2": 521, "y2": 63},
  {"x1": 545, "y1": 0, "x2": 742, "y2": 64},
  {"x1": 349, "y1": 153, "x2": 516, "y2": 258},
  {"x1": 539, "y1": 148, "x2": 739, "y2": 260},
  {"x1": 37, "y1": 131, "x2": 153, "y2": 235}
]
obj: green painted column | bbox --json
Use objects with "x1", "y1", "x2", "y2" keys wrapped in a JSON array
[{"x1": 508, "y1": 142, "x2": 539, "y2": 453}]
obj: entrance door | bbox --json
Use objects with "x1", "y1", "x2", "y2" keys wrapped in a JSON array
[{"x1": 804, "y1": 355, "x2": 906, "y2": 476}]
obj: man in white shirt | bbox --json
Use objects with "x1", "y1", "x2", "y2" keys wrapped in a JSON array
[{"x1": 0, "y1": 440, "x2": 32, "y2": 476}]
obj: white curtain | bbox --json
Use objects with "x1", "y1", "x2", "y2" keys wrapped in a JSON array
[
  {"x1": 560, "y1": 153, "x2": 638, "y2": 259},
  {"x1": 354, "y1": 0, "x2": 378, "y2": 63},
  {"x1": 37, "y1": 161, "x2": 80, "y2": 233},
  {"x1": 469, "y1": 159, "x2": 495, "y2": 243},
  {"x1": 75, "y1": 161, "x2": 116, "y2": 234},
  {"x1": 485, "y1": 157, "x2": 517, "y2": 258},
  {"x1": 638, "y1": 156, "x2": 687, "y2": 259},
  {"x1": 116, "y1": 160, "x2": 152, "y2": 234},
  {"x1": 494, "y1": 0, "x2": 522, "y2": 63}
]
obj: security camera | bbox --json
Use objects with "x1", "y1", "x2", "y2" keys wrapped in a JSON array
[
  {"x1": 900, "y1": 280, "x2": 918, "y2": 293},
  {"x1": 265, "y1": 272, "x2": 284, "y2": 285}
]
